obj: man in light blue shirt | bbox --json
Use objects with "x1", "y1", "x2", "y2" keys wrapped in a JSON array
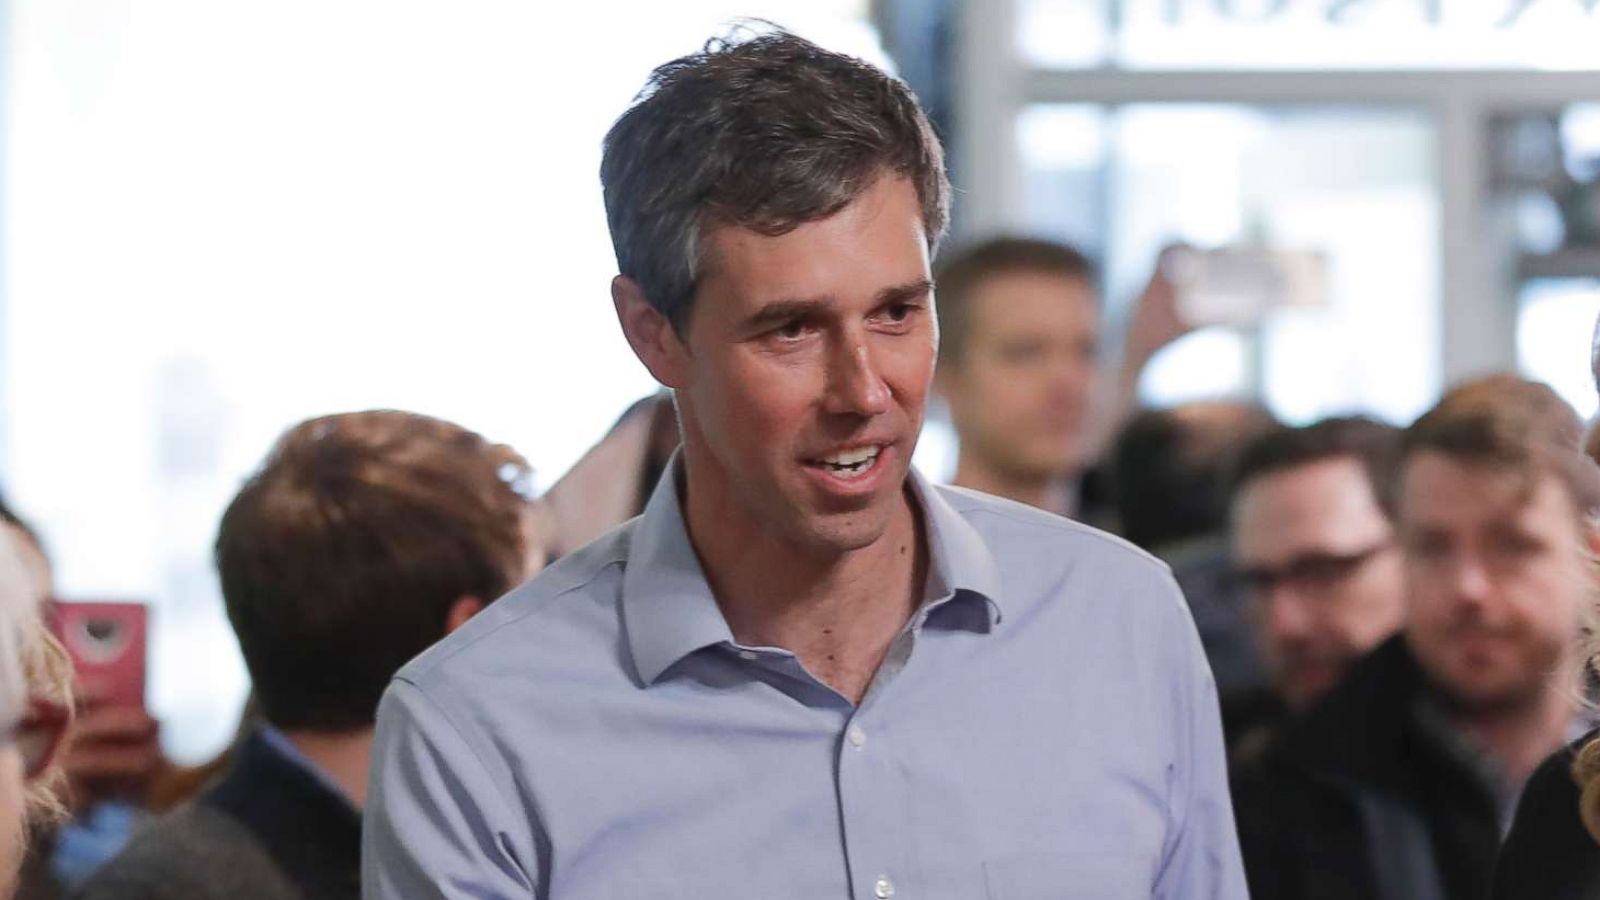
[{"x1": 364, "y1": 28, "x2": 1247, "y2": 899}]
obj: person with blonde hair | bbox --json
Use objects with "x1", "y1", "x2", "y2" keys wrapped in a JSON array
[
  {"x1": 1490, "y1": 344, "x2": 1600, "y2": 899},
  {"x1": 0, "y1": 528, "x2": 74, "y2": 897}
]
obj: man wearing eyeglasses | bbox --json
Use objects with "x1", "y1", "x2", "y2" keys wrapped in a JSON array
[
  {"x1": 1228, "y1": 416, "x2": 1405, "y2": 718},
  {"x1": 1233, "y1": 377, "x2": 1600, "y2": 900}
]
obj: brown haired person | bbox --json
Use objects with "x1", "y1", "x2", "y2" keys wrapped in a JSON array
[
  {"x1": 1234, "y1": 375, "x2": 1600, "y2": 900},
  {"x1": 364, "y1": 28, "x2": 1245, "y2": 899},
  {"x1": 75, "y1": 410, "x2": 545, "y2": 900},
  {"x1": 934, "y1": 238, "x2": 1191, "y2": 520},
  {"x1": 1223, "y1": 416, "x2": 1405, "y2": 755}
]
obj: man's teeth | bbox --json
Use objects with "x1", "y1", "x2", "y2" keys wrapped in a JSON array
[{"x1": 818, "y1": 447, "x2": 880, "y2": 476}]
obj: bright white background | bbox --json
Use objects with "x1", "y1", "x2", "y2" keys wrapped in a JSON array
[{"x1": 3, "y1": 0, "x2": 879, "y2": 760}]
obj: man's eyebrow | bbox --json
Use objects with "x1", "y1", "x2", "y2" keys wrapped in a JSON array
[
  {"x1": 877, "y1": 278, "x2": 935, "y2": 306},
  {"x1": 741, "y1": 279, "x2": 936, "y2": 331},
  {"x1": 743, "y1": 298, "x2": 830, "y2": 331}
]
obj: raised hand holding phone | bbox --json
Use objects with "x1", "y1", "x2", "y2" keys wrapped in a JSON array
[{"x1": 47, "y1": 601, "x2": 165, "y2": 808}]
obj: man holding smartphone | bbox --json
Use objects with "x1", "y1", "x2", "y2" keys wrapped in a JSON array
[{"x1": 364, "y1": 28, "x2": 1246, "y2": 899}]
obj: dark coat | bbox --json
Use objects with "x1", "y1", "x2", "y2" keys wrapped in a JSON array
[
  {"x1": 73, "y1": 730, "x2": 360, "y2": 900},
  {"x1": 1491, "y1": 730, "x2": 1600, "y2": 900},
  {"x1": 1232, "y1": 636, "x2": 1505, "y2": 900}
]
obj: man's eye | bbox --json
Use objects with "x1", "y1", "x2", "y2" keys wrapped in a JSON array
[
  {"x1": 886, "y1": 303, "x2": 913, "y2": 322},
  {"x1": 775, "y1": 320, "x2": 808, "y2": 340}
]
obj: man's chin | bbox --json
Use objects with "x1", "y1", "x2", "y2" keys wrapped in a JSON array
[
  {"x1": 798, "y1": 511, "x2": 894, "y2": 555},
  {"x1": 1427, "y1": 667, "x2": 1547, "y2": 718},
  {"x1": 1004, "y1": 449, "x2": 1081, "y2": 484},
  {"x1": 1279, "y1": 658, "x2": 1352, "y2": 710}
]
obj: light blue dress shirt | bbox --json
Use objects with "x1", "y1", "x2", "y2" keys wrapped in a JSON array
[{"x1": 363, "y1": 466, "x2": 1248, "y2": 899}]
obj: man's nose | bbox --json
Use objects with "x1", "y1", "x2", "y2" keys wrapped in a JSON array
[
  {"x1": 824, "y1": 340, "x2": 891, "y2": 417},
  {"x1": 1444, "y1": 553, "x2": 1495, "y2": 610},
  {"x1": 1262, "y1": 587, "x2": 1316, "y2": 645}
]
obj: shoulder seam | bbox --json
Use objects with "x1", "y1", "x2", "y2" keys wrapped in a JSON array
[{"x1": 406, "y1": 555, "x2": 627, "y2": 680}]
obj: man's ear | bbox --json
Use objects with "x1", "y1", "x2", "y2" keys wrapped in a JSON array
[
  {"x1": 444, "y1": 596, "x2": 486, "y2": 636},
  {"x1": 613, "y1": 276, "x2": 689, "y2": 389}
]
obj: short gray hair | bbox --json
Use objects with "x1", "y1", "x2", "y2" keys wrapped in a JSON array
[{"x1": 601, "y1": 27, "x2": 950, "y2": 331}]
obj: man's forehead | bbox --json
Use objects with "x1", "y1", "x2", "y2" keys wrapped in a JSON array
[
  {"x1": 1399, "y1": 452, "x2": 1572, "y2": 521},
  {"x1": 694, "y1": 184, "x2": 931, "y2": 307},
  {"x1": 1234, "y1": 461, "x2": 1388, "y2": 550},
  {"x1": 964, "y1": 269, "x2": 1099, "y2": 325},
  {"x1": 1238, "y1": 457, "x2": 1373, "y2": 512}
]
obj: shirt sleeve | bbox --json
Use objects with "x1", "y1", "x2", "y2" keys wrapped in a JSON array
[
  {"x1": 1151, "y1": 574, "x2": 1252, "y2": 900},
  {"x1": 362, "y1": 678, "x2": 538, "y2": 899}
]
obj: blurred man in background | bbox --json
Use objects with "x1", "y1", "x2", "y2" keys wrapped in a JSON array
[
  {"x1": 935, "y1": 238, "x2": 1101, "y2": 514},
  {"x1": 934, "y1": 238, "x2": 1191, "y2": 521},
  {"x1": 1225, "y1": 416, "x2": 1405, "y2": 753},
  {"x1": 77, "y1": 410, "x2": 546, "y2": 900},
  {"x1": 1230, "y1": 417, "x2": 1406, "y2": 711},
  {"x1": 1235, "y1": 376, "x2": 1598, "y2": 900},
  {"x1": 1112, "y1": 402, "x2": 1278, "y2": 696}
]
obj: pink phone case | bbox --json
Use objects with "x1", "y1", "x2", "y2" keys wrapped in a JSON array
[{"x1": 48, "y1": 600, "x2": 148, "y2": 710}]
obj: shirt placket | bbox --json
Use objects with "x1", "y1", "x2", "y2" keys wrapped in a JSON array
[{"x1": 835, "y1": 627, "x2": 920, "y2": 900}]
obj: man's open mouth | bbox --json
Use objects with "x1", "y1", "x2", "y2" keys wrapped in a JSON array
[{"x1": 810, "y1": 445, "x2": 882, "y2": 480}]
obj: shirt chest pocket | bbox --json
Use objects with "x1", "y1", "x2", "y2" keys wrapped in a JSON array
[{"x1": 983, "y1": 852, "x2": 1152, "y2": 900}]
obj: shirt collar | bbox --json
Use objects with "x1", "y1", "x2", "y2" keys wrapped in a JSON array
[
  {"x1": 906, "y1": 473, "x2": 1004, "y2": 626},
  {"x1": 255, "y1": 724, "x2": 358, "y2": 809},
  {"x1": 621, "y1": 456, "x2": 1004, "y2": 687}
]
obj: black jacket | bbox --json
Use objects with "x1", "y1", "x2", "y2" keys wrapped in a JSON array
[
  {"x1": 1491, "y1": 730, "x2": 1600, "y2": 900},
  {"x1": 74, "y1": 729, "x2": 361, "y2": 900},
  {"x1": 1232, "y1": 636, "x2": 1506, "y2": 900}
]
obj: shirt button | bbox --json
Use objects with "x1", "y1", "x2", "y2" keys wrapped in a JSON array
[
  {"x1": 737, "y1": 650, "x2": 758, "y2": 661},
  {"x1": 874, "y1": 876, "x2": 895, "y2": 898},
  {"x1": 847, "y1": 724, "x2": 867, "y2": 749}
]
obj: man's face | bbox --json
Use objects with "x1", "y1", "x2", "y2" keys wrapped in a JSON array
[
  {"x1": 1232, "y1": 458, "x2": 1404, "y2": 710},
  {"x1": 1399, "y1": 452, "x2": 1591, "y2": 715},
  {"x1": 940, "y1": 270, "x2": 1099, "y2": 483},
  {"x1": 669, "y1": 175, "x2": 935, "y2": 555}
]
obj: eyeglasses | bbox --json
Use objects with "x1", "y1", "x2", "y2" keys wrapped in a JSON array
[
  {"x1": 1233, "y1": 543, "x2": 1393, "y2": 600},
  {"x1": 2, "y1": 698, "x2": 70, "y2": 782}
]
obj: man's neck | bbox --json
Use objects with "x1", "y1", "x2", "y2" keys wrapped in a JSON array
[
  {"x1": 951, "y1": 456, "x2": 1073, "y2": 514},
  {"x1": 1447, "y1": 672, "x2": 1579, "y2": 788},
  {"x1": 682, "y1": 475, "x2": 926, "y2": 706},
  {"x1": 280, "y1": 727, "x2": 375, "y2": 809}
]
